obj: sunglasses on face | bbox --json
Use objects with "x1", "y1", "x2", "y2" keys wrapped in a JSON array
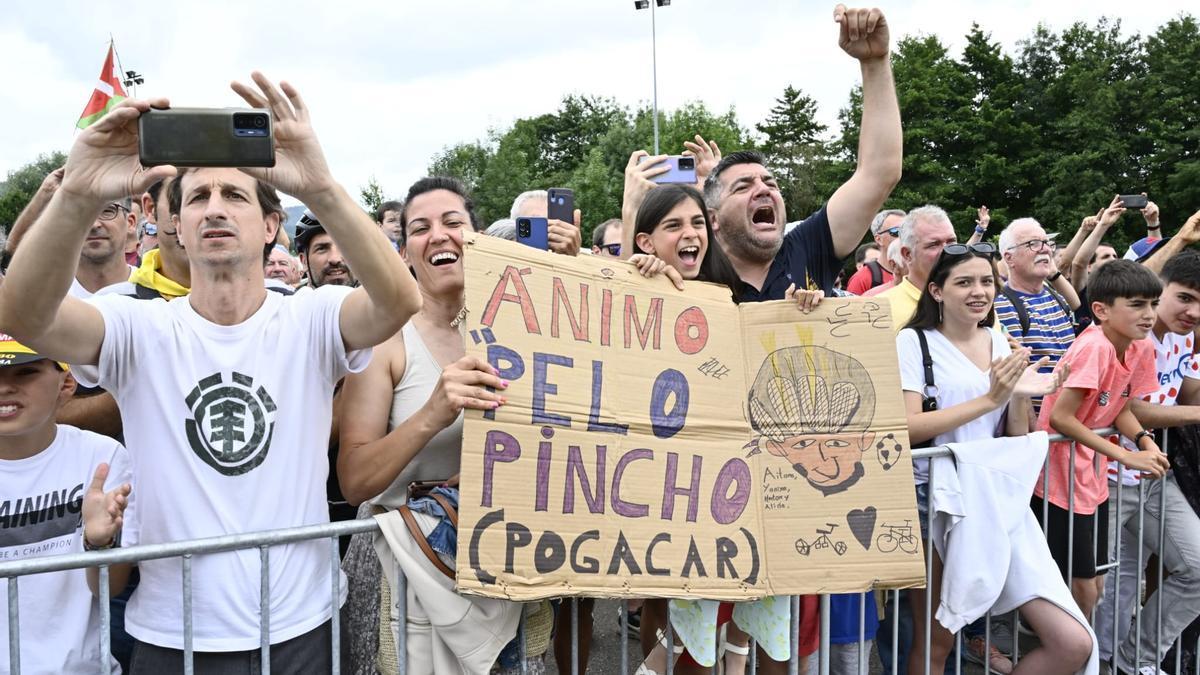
[
  {"x1": 941, "y1": 242, "x2": 998, "y2": 259},
  {"x1": 884, "y1": 226, "x2": 900, "y2": 237},
  {"x1": 599, "y1": 243, "x2": 621, "y2": 256}
]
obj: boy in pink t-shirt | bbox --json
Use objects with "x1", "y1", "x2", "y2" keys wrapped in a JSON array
[{"x1": 1033, "y1": 259, "x2": 1170, "y2": 619}]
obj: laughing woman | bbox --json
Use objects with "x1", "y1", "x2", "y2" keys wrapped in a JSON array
[{"x1": 337, "y1": 177, "x2": 551, "y2": 674}]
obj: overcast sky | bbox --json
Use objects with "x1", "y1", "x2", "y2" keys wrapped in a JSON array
[{"x1": 0, "y1": 0, "x2": 1191, "y2": 205}]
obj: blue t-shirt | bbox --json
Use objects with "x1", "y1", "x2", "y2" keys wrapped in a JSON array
[
  {"x1": 738, "y1": 206, "x2": 841, "y2": 301},
  {"x1": 994, "y1": 285, "x2": 1076, "y2": 415},
  {"x1": 829, "y1": 592, "x2": 879, "y2": 643}
]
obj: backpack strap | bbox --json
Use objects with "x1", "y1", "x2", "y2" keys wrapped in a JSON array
[
  {"x1": 1000, "y1": 285, "x2": 1031, "y2": 335},
  {"x1": 866, "y1": 259, "x2": 884, "y2": 287}
]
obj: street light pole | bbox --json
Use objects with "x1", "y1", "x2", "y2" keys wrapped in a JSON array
[
  {"x1": 650, "y1": 0, "x2": 659, "y2": 154},
  {"x1": 634, "y1": 0, "x2": 669, "y2": 154}
]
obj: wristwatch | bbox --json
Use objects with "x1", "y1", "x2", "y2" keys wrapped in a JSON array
[
  {"x1": 83, "y1": 530, "x2": 121, "y2": 551},
  {"x1": 1134, "y1": 429, "x2": 1155, "y2": 447}
]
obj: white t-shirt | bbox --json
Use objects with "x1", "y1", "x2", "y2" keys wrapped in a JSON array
[
  {"x1": 69, "y1": 265, "x2": 136, "y2": 299},
  {"x1": 0, "y1": 425, "x2": 133, "y2": 674},
  {"x1": 1109, "y1": 331, "x2": 1200, "y2": 486},
  {"x1": 73, "y1": 286, "x2": 368, "y2": 651},
  {"x1": 897, "y1": 327, "x2": 1012, "y2": 484}
]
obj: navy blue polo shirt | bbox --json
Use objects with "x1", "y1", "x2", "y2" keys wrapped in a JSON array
[{"x1": 737, "y1": 206, "x2": 842, "y2": 302}]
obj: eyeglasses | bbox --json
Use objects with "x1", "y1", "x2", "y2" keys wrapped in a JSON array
[
  {"x1": 599, "y1": 243, "x2": 621, "y2": 256},
  {"x1": 941, "y1": 242, "x2": 998, "y2": 259},
  {"x1": 142, "y1": 222, "x2": 158, "y2": 237},
  {"x1": 1007, "y1": 238, "x2": 1056, "y2": 252},
  {"x1": 98, "y1": 203, "x2": 128, "y2": 221}
]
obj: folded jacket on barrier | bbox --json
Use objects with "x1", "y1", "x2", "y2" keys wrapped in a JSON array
[
  {"x1": 374, "y1": 507, "x2": 522, "y2": 675},
  {"x1": 930, "y1": 431, "x2": 1099, "y2": 675}
]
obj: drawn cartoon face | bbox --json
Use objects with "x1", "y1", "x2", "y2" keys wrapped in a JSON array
[
  {"x1": 747, "y1": 346, "x2": 878, "y2": 497},
  {"x1": 767, "y1": 431, "x2": 876, "y2": 495}
]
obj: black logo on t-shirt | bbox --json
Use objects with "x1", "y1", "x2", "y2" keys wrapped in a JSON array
[{"x1": 185, "y1": 372, "x2": 277, "y2": 476}]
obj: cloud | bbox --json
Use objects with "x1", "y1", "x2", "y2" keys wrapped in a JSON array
[{"x1": 0, "y1": 0, "x2": 1189, "y2": 209}]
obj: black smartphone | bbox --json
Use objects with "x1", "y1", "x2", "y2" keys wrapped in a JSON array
[
  {"x1": 1118, "y1": 194, "x2": 1148, "y2": 210},
  {"x1": 547, "y1": 188, "x2": 574, "y2": 223},
  {"x1": 139, "y1": 108, "x2": 275, "y2": 167}
]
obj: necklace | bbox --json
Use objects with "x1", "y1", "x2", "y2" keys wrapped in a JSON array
[{"x1": 450, "y1": 307, "x2": 469, "y2": 328}]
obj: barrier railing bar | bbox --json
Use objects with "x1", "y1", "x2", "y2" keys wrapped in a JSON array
[
  {"x1": 571, "y1": 597, "x2": 579, "y2": 675},
  {"x1": 260, "y1": 545, "x2": 270, "y2": 672},
  {"x1": 1135, "y1": 482, "x2": 1146, "y2": 669},
  {"x1": 183, "y1": 552, "x2": 193, "y2": 675},
  {"x1": 99, "y1": 565, "x2": 111, "y2": 674},
  {"x1": 818, "y1": 593, "x2": 830, "y2": 675},
  {"x1": 330, "y1": 537, "x2": 340, "y2": 675},
  {"x1": 789, "y1": 594, "x2": 800, "y2": 675},
  {"x1": 8, "y1": 575, "x2": 19, "y2": 675},
  {"x1": 857, "y1": 591, "x2": 867, "y2": 675}
]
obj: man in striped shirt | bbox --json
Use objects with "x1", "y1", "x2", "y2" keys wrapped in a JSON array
[{"x1": 995, "y1": 217, "x2": 1077, "y2": 416}]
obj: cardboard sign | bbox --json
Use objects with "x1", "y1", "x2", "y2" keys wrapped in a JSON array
[{"x1": 456, "y1": 235, "x2": 924, "y2": 600}]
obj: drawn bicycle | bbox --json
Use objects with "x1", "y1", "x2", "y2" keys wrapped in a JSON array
[
  {"x1": 876, "y1": 521, "x2": 919, "y2": 554},
  {"x1": 794, "y1": 523, "x2": 848, "y2": 556}
]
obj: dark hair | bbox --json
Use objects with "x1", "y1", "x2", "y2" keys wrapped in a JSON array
[
  {"x1": 592, "y1": 218, "x2": 621, "y2": 249},
  {"x1": 633, "y1": 185, "x2": 741, "y2": 302},
  {"x1": 703, "y1": 150, "x2": 767, "y2": 208},
  {"x1": 904, "y1": 249, "x2": 1001, "y2": 331},
  {"x1": 1089, "y1": 259, "x2": 1163, "y2": 307},
  {"x1": 375, "y1": 200, "x2": 403, "y2": 223},
  {"x1": 398, "y1": 177, "x2": 479, "y2": 247},
  {"x1": 855, "y1": 242, "x2": 880, "y2": 265},
  {"x1": 1089, "y1": 243, "x2": 1117, "y2": 265},
  {"x1": 1161, "y1": 250, "x2": 1200, "y2": 292},
  {"x1": 168, "y1": 169, "x2": 284, "y2": 223},
  {"x1": 169, "y1": 169, "x2": 285, "y2": 263}
]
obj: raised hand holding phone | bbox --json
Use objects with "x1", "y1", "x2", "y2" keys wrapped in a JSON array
[{"x1": 230, "y1": 72, "x2": 336, "y2": 202}]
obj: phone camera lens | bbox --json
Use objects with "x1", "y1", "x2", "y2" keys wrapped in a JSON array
[
  {"x1": 678, "y1": 157, "x2": 695, "y2": 170},
  {"x1": 253, "y1": 115, "x2": 267, "y2": 128},
  {"x1": 517, "y1": 218, "x2": 531, "y2": 237}
]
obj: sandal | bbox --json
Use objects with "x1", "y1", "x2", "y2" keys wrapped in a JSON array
[
  {"x1": 718, "y1": 623, "x2": 750, "y2": 675},
  {"x1": 635, "y1": 628, "x2": 685, "y2": 675}
]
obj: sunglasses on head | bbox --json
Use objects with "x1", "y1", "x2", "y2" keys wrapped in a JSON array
[{"x1": 941, "y1": 242, "x2": 998, "y2": 259}]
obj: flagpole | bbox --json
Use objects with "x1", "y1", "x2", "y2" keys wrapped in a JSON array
[{"x1": 109, "y1": 35, "x2": 136, "y2": 98}]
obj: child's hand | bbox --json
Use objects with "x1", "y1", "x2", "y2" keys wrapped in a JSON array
[
  {"x1": 82, "y1": 463, "x2": 130, "y2": 548},
  {"x1": 1121, "y1": 445, "x2": 1170, "y2": 479},
  {"x1": 628, "y1": 254, "x2": 685, "y2": 290}
]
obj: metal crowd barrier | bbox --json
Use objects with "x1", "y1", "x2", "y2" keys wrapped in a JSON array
[{"x1": 0, "y1": 428, "x2": 1191, "y2": 675}]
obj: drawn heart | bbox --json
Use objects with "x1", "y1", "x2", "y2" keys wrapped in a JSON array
[{"x1": 847, "y1": 506, "x2": 877, "y2": 551}]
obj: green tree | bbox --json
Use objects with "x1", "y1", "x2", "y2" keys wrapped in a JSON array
[
  {"x1": 756, "y1": 85, "x2": 830, "y2": 221},
  {"x1": 0, "y1": 151, "x2": 68, "y2": 230},
  {"x1": 359, "y1": 175, "x2": 386, "y2": 214},
  {"x1": 428, "y1": 140, "x2": 493, "y2": 195},
  {"x1": 1140, "y1": 16, "x2": 1200, "y2": 233}
]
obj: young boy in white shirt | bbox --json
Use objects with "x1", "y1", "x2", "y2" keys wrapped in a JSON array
[{"x1": 0, "y1": 334, "x2": 132, "y2": 673}]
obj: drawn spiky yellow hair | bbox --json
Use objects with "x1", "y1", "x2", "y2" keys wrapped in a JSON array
[{"x1": 747, "y1": 346, "x2": 875, "y2": 441}]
